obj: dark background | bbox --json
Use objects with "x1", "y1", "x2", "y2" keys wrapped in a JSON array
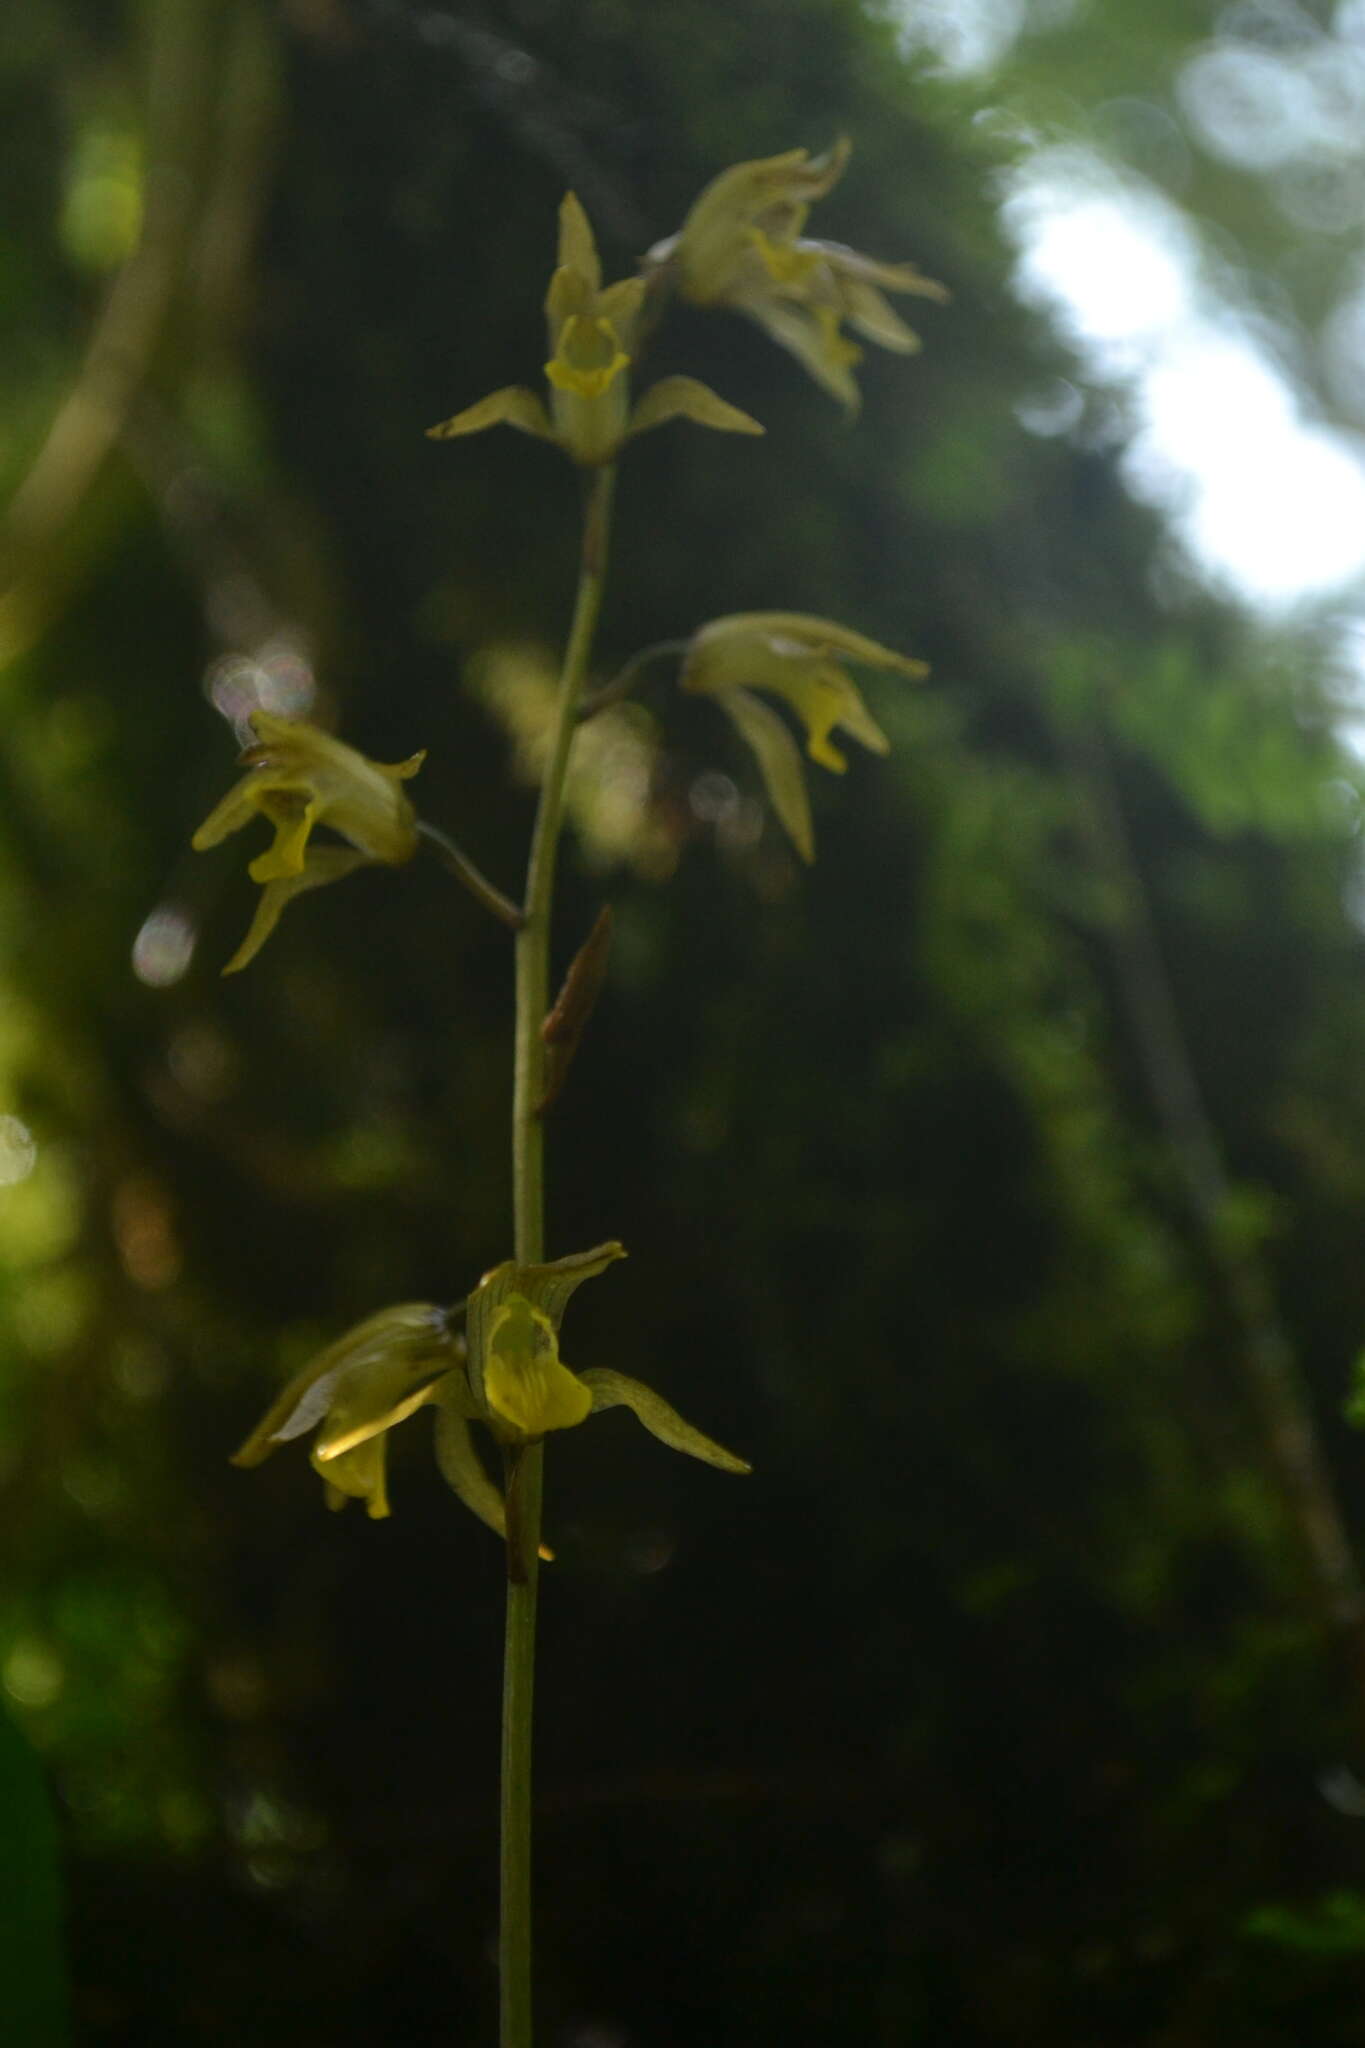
[{"x1": 6, "y1": 0, "x2": 1365, "y2": 2040}]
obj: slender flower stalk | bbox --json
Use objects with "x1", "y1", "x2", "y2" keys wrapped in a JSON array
[
  {"x1": 501, "y1": 461, "x2": 616, "y2": 2048},
  {"x1": 576, "y1": 637, "x2": 690, "y2": 722},
  {"x1": 415, "y1": 819, "x2": 523, "y2": 930}
]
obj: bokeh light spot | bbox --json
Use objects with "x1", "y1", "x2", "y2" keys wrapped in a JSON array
[
  {"x1": 3, "y1": 1638, "x2": 65, "y2": 1710},
  {"x1": 132, "y1": 905, "x2": 197, "y2": 989},
  {"x1": 0, "y1": 1115, "x2": 37, "y2": 1187}
]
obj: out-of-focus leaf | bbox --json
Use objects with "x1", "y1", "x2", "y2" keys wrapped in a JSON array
[{"x1": 0, "y1": 1704, "x2": 69, "y2": 2044}]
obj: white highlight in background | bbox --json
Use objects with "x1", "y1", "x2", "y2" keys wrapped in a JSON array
[{"x1": 1004, "y1": 146, "x2": 1365, "y2": 613}]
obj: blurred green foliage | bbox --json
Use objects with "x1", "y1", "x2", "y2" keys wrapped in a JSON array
[{"x1": 0, "y1": 1701, "x2": 69, "y2": 2043}]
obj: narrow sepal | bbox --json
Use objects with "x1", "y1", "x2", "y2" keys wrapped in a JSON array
[
  {"x1": 516, "y1": 1241, "x2": 627, "y2": 1326},
  {"x1": 432, "y1": 1379, "x2": 554, "y2": 1557},
  {"x1": 745, "y1": 297, "x2": 864, "y2": 410},
  {"x1": 222, "y1": 846, "x2": 373, "y2": 975},
  {"x1": 839, "y1": 280, "x2": 922, "y2": 353},
  {"x1": 580, "y1": 1368, "x2": 751, "y2": 1474},
  {"x1": 627, "y1": 376, "x2": 764, "y2": 440},
  {"x1": 824, "y1": 243, "x2": 951, "y2": 300},
  {"x1": 719, "y1": 613, "x2": 927, "y2": 677},
  {"x1": 718, "y1": 686, "x2": 814, "y2": 862},
  {"x1": 192, "y1": 779, "x2": 259, "y2": 851},
  {"x1": 557, "y1": 191, "x2": 601, "y2": 293},
  {"x1": 426, "y1": 387, "x2": 554, "y2": 441}
]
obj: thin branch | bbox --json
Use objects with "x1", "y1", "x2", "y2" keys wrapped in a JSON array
[
  {"x1": 1, "y1": 0, "x2": 217, "y2": 652},
  {"x1": 1067, "y1": 711, "x2": 1365, "y2": 1675}
]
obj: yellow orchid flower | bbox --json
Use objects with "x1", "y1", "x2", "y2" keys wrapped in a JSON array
[
  {"x1": 463, "y1": 1241, "x2": 749, "y2": 1467},
  {"x1": 231, "y1": 1246, "x2": 749, "y2": 1554},
  {"x1": 192, "y1": 711, "x2": 425, "y2": 972},
  {"x1": 427, "y1": 193, "x2": 763, "y2": 466},
  {"x1": 648, "y1": 139, "x2": 948, "y2": 409},
  {"x1": 459, "y1": 1244, "x2": 748, "y2": 1576},
  {"x1": 482, "y1": 1295, "x2": 594, "y2": 1438},
  {"x1": 232, "y1": 1302, "x2": 460, "y2": 1520},
  {"x1": 680, "y1": 612, "x2": 927, "y2": 861}
]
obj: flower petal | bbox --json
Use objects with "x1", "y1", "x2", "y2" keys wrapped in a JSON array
[
  {"x1": 597, "y1": 275, "x2": 647, "y2": 349},
  {"x1": 191, "y1": 778, "x2": 263, "y2": 852},
  {"x1": 627, "y1": 375, "x2": 764, "y2": 440},
  {"x1": 247, "y1": 797, "x2": 318, "y2": 882},
  {"x1": 579, "y1": 1368, "x2": 751, "y2": 1474},
  {"x1": 434, "y1": 1380, "x2": 509, "y2": 1531},
  {"x1": 717, "y1": 685, "x2": 814, "y2": 863},
  {"x1": 231, "y1": 1300, "x2": 455, "y2": 1464},
  {"x1": 672, "y1": 140, "x2": 852, "y2": 302},
  {"x1": 744, "y1": 297, "x2": 863, "y2": 410},
  {"x1": 312, "y1": 1364, "x2": 446, "y2": 1462},
  {"x1": 426, "y1": 387, "x2": 554, "y2": 442},
  {"x1": 232, "y1": 1363, "x2": 346, "y2": 1465},
  {"x1": 545, "y1": 261, "x2": 593, "y2": 337},
  {"x1": 759, "y1": 660, "x2": 890, "y2": 772},
  {"x1": 544, "y1": 317, "x2": 631, "y2": 400},
  {"x1": 556, "y1": 191, "x2": 601, "y2": 294},
  {"x1": 473, "y1": 1242, "x2": 626, "y2": 1333},
  {"x1": 313, "y1": 1434, "x2": 391, "y2": 1518},
  {"x1": 726, "y1": 613, "x2": 928, "y2": 678},
  {"x1": 836, "y1": 279, "x2": 922, "y2": 354},
  {"x1": 482, "y1": 1297, "x2": 593, "y2": 1440},
  {"x1": 432, "y1": 1389, "x2": 502, "y2": 1536},
  {"x1": 222, "y1": 845, "x2": 373, "y2": 975},
  {"x1": 464, "y1": 1243, "x2": 626, "y2": 1426},
  {"x1": 821, "y1": 242, "x2": 950, "y2": 302}
]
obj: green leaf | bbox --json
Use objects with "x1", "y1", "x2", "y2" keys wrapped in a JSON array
[{"x1": 0, "y1": 1704, "x2": 70, "y2": 2044}]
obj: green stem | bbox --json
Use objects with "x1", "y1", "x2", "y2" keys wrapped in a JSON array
[{"x1": 500, "y1": 462, "x2": 615, "y2": 2048}]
